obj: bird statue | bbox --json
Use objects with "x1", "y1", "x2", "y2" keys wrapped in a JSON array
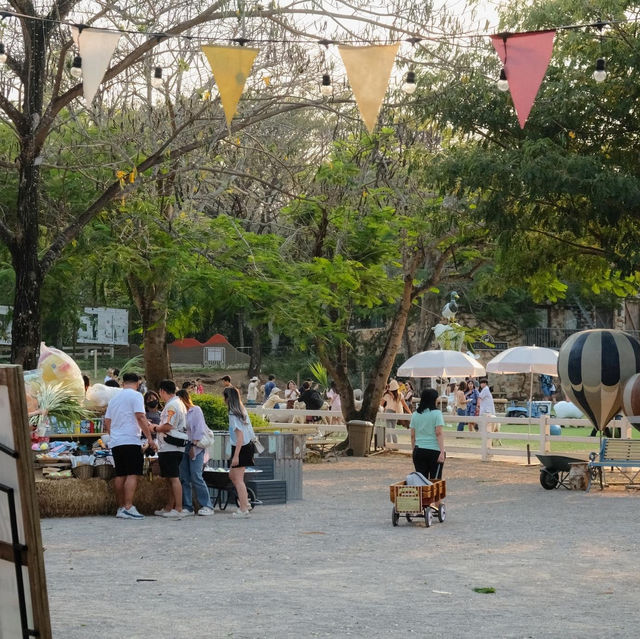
[{"x1": 442, "y1": 291, "x2": 459, "y2": 321}]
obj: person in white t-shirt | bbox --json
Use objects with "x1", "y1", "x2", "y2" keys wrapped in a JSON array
[
  {"x1": 478, "y1": 379, "x2": 496, "y2": 415},
  {"x1": 151, "y1": 379, "x2": 189, "y2": 519},
  {"x1": 246, "y1": 377, "x2": 260, "y2": 405},
  {"x1": 104, "y1": 372, "x2": 155, "y2": 520},
  {"x1": 478, "y1": 379, "x2": 500, "y2": 444}
]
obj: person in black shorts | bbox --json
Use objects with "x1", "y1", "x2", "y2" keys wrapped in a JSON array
[
  {"x1": 104, "y1": 373, "x2": 155, "y2": 519},
  {"x1": 225, "y1": 386, "x2": 255, "y2": 518},
  {"x1": 152, "y1": 380, "x2": 189, "y2": 519}
]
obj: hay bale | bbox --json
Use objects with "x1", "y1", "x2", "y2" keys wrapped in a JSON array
[
  {"x1": 36, "y1": 478, "x2": 115, "y2": 518},
  {"x1": 36, "y1": 476, "x2": 171, "y2": 518}
]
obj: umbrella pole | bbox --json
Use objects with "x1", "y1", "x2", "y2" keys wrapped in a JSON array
[{"x1": 526, "y1": 372, "x2": 534, "y2": 464}]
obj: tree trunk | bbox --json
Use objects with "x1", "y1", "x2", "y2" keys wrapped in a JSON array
[
  {"x1": 248, "y1": 325, "x2": 262, "y2": 378},
  {"x1": 127, "y1": 277, "x2": 171, "y2": 391},
  {"x1": 8, "y1": 18, "x2": 49, "y2": 368},
  {"x1": 10, "y1": 244, "x2": 42, "y2": 369},
  {"x1": 143, "y1": 307, "x2": 170, "y2": 392},
  {"x1": 357, "y1": 269, "x2": 417, "y2": 423}
]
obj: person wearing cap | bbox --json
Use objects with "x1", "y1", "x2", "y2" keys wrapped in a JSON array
[
  {"x1": 247, "y1": 376, "x2": 260, "y2": 406},
  {"x1": 381, "y1": 379, "x2": 412, "y2": 447}
]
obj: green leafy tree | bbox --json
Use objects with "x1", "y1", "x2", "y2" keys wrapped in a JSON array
[{"x1": 415, "y1": 0, "x2": 640, "y2": 302}]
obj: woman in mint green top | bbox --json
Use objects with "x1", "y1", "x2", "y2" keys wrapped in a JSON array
[{"x1": 410, "y1": 389, "x2": 446, "y2": 486}]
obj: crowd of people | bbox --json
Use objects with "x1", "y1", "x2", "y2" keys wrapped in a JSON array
[{"x1": 103, "y1": 372, "x2": 255, "y2": 520}]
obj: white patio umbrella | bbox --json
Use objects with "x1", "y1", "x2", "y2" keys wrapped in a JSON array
[
  {"x1": 486, "y1": 345, "x2": 558, "y2": 418},
  {"x1": 397, "y1": 349, "x2": 486, "y2": 379}
]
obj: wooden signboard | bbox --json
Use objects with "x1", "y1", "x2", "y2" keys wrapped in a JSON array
[
  {"x1": 394, "y1": 485, "x2": 422, "y2": 514},
  {"x1": 0, "y1": 365, "x2": 52, "y2": 638}
]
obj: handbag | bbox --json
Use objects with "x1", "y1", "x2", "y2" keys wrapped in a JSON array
[
  {"x1": 197, "y1": 426, "x2": 215, "y2": 449},
  {"x1": 252, "y1": 438, "x2": 265, "y2": 454},
  {"x1": 245, "y1": 413, "x2": 264, "y2": 454}
]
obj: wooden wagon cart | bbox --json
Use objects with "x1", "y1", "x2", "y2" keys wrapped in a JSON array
[{"x1": 389, "y1": 479, "x2": 446, "y2": 528}]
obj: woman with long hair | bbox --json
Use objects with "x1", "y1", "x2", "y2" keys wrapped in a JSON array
[
  {"x1": 409, "y1": 389, "x2": 445, "y2": 506},
  {"x1": 223, "y1": 386, "x2": 255, "y2": 518},
  {"x1": 284, "y1": 380, "x2": 299, "y2": 409},
  {"x1": 176, "y1": 389, "x2": 214, "y2": 516}
]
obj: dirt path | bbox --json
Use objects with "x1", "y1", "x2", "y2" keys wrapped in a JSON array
[{"x1": 41, "y1": 454, "x2": 640, "y2": 638}]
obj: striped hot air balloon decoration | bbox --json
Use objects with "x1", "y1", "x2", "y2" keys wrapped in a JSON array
[
  {"x1": 558, "y1": 329, "x2": 640, "y2": 432},
  {"x1": 622, "y1": 373, "x2": 640, "y2": 430}
]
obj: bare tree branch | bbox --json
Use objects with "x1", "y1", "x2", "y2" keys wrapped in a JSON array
[{"x1": 40, "y1": 99, "x2": 313, "y2": 273}]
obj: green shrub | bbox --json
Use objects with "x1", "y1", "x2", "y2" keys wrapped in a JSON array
[
  {"x1": 191, "y1": 394, "x2": 228, "y2": 430},
  {"x1": 192, "y1": 393, "x2": 270, "y2": 431}
]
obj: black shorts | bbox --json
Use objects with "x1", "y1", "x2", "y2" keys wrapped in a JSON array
[
  {"x1": 230, "y1": 443, "x2": 255, "y2": 468},
  {"x1": 112, "y1": 444, "x2": 143, "y2": 477},
  {"x1": 158, "y1": 451, "x2": 184, "y2": 478},
  {"x1": 412, "y1": 446, "x2": 443, "y2": 480}
]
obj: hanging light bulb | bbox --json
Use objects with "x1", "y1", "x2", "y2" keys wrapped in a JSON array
[
  {"x1": 497, "y1": 68, "x2": 509, "y2": 91},
  {"x1": 151, "y1": 66, "x2": 163, "y2": 89},
  {"x1": 0, "y1": 43, "x2": 7, "y2": 65},
  {"x1": 402, "y1": 70, "x2": 417, "y2": 95},
  {"x1": 593, "y1": 57, "x2": 607, "y2": 83},
  {"x1": 320, "y1": 74, "x2": 333, "y2": 97},
  {"x1": 70, "y1": 55, "x2": 82, "y2": 79}
]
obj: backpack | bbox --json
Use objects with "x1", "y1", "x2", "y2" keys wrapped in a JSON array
[
  {"x1": 405, "y1": 471, "x2": 432, "y2": 486},
  {"x1": 308, "y1": 390, "x2": 324, "y2": 410}
]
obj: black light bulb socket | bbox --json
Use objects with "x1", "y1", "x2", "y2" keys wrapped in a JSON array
[
  {"x1": 595, "y1": 58, "x2": 606, "y2": 72},
  {"x1": 0, "y1": 43, "x2": 5, "y2": 55},
  {"x1": 405, "y1": 70, "x2": 416, "y2": 84},
  {"x1": 154, "y1": 66, "x2": 162, "y2": 79},
  {"x1": 322, "y1": 74, "x2": 331, "y2": 87},
  {"x1": 499, "y1": 68, "x2": 507, "y2": 81},
  {"x1": 72, "y1": 55, "x2": 82, "y2": 69}
]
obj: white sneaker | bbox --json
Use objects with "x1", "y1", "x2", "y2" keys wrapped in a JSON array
[
  {"x1": 161, "y1": 509, "x2": 184, "y2": 519},
  {"x1": 115, "y1": 507, "x2": 125, "y2": 518},
  {"x1": 154, "y1": 509, "x2": 168, "y2": 517},
  {"x1": 180, "y1": 510, "x2": 195, "y2": 517},
  {"x1": 232, "y1": 510, "x2": 250, "y2": 519},
  {"x1": 197, "y1": 507, "x2": 214, "y2": 516},
  {"x1": 118, "y1": 507, "x2": 144, "y2": 520}
]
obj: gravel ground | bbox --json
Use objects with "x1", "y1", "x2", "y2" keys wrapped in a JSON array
[{"x1": 41, "y1": 454, "x2": 640, "y2": 638}]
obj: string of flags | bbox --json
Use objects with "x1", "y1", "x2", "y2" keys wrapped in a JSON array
[{"x1": 0, "y1": 10, "x2": 624, "y2": 130}]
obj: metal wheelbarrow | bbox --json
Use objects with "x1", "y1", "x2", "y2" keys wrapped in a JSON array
[{"x1": 535, "y1": 454, "x2": 587, "y2": 490}]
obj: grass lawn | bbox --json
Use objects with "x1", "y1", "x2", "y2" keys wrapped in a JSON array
[{"x1": 443, "y1": 422, "x2": 639, "y2": 455}]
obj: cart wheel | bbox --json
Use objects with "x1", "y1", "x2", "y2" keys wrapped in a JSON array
[
  {"x1": 392, "y1": 507, "x2": 399, "y2": 527},
  {"x1": 405, "y1": 514, "x2": 413, "y2": 523},
  {"x1": 424, "y1": 508, "x2": 432, "y2": 528},
  {"x1": 438, "y1": 504, "x2": 446, "y2": 522},
  {"x1": 539, "y1": 469, "x2": 559, "y2": 490}
]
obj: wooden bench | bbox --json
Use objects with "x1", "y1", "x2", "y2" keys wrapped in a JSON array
[{"x1": 587, "y1": 438, "x2": 640, "y2": 491}]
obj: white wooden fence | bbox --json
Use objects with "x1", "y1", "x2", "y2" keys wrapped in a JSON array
[{"x1": 248, "y1": 406, "x2": 633, "y2": 462}]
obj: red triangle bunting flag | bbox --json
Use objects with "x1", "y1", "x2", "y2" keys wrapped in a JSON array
[{"x1": 491, "y1": 30, "x2": 556, "y2": 129}]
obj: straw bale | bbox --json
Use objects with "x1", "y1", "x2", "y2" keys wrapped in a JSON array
[{"x1": 36, "y1": 476, "x2": 171, "y2": 518}]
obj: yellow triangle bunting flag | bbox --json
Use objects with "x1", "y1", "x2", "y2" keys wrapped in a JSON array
[
  {"x1": 338, "y1": 43, "x2": 400, "y2": 133},
  {"x1": 201, "y1": 45, "x2": 259, "y2": 127}
]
